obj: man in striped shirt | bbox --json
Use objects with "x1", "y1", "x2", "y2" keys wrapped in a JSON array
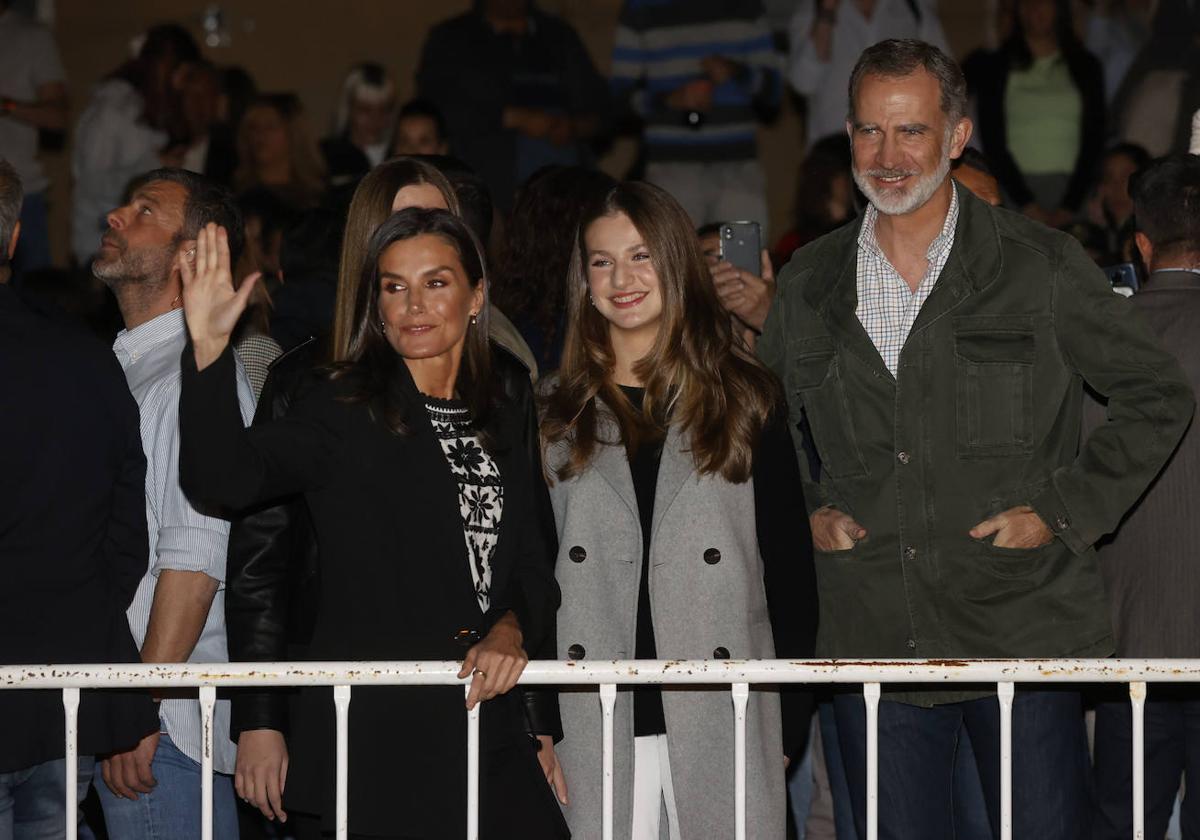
[
  {"x1": 612, "y1": 0, "x2": 782, "y2": 228},
  {"x1": 91, "y1": 168, "x2": 254, "y2": 840}
]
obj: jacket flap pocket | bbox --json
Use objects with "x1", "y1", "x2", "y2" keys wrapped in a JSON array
[
  {"x1": 953, "y1": 316, "x2": 1035, "y2": 365},
  {"x1": 789, "y1": 336, "x2": 836, "y2": 389}
]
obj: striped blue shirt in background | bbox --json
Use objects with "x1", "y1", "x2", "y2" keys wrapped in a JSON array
[
  {"x1": 612, "y1": 0, "x2": 782, "y2": 164},
  {"x1": 113, "y1": 309, "x2": 255, "y2": 775}
]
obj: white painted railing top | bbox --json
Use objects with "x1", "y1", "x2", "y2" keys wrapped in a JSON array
[{"x1": 3, "y1": 658, "x2": 1193, "y2": 840}]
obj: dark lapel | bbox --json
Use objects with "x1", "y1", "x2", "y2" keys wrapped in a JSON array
[
  {"x1": 387, "y1": 360, "x2": 479, "y2": 611},
  {"x1": 802, "y1": 218, "x2": 894, "y2": 380},
  {"x1": 908, "y1": 186, "x2": 1005, "y2": 338}
]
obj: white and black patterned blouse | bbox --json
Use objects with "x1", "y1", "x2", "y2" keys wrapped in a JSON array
[{"x1": 425, "y1": 397, "x2": 503, "y2": 612}]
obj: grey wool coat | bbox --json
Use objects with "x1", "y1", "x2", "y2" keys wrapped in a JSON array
[{"x1": 545, "y1": 412, "x2": 786, "y2": 840}]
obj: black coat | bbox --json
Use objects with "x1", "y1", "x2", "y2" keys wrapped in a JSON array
[
  {"x1": 0, "y1": 284, "x2": 158, "y2": 771},
  {"x1": 179, "y1": 343, "x2": 564, "y2": 836},
  {"x1": 964, "y1": 45, "x2": 1106, "y2": 212},
  {"x1": 224, "y1": 338, "x2": 563, "y2": 742}
]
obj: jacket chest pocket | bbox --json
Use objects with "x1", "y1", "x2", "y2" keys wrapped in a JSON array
[
  {"x1": 953, "y1": 317, "x2": 1036, "y2": 458},
  {"x1": 788, "y1": 337, "x2": 869, "y2": 478}
]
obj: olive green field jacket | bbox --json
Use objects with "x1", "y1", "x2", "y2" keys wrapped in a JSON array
[{"x1": 759, "y1": 187, "x2": 1194, "y2": 693}]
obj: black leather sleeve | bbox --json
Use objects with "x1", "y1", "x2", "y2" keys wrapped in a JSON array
[
  {"x1": 494, "y1": 346, "x2": 565, "y2": 742},
  {"x1": 225, "y1": 340, "x2": 322, "y2": 740}
]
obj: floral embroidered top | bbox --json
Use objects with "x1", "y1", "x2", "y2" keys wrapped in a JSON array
[{"x1": 425, "y1": 396, "x2": 503, "y2": 612}]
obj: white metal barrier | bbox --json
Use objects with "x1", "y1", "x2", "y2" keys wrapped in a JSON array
[{"x1": 2, "y1": 658, "x2": 1194, "y2": 840}]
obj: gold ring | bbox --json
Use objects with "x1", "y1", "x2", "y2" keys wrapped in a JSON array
[{"x1": 474, "y1": 669, "x2": 487, "y2": 680}]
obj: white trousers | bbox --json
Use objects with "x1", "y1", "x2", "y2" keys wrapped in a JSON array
[{"x1": 632, "y1": 734, "x2": 682, "y2": 840}]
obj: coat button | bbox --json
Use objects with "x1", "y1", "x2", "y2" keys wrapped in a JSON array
[
  {"x1": 906, "y1": 638, "x2": 918, "y2": 651},
  {"x1": 567, "y1": 644, "x2": 586, "y2": 660},
  {"x1": 903, "y1": 546, "x2": 917, "y2": 561},
  {"x1": 713, "y1": 646, "x2": 730, "y2": 659},
  {"x1": 453, "y1": 629, "x2": 481, "y2": 649},
  {"x1": 1054, "y1": 516, "x2": 1069, "y2": 532},
  {"x1": 703, "y1": 548, "x2": 721, "y2": 565},
  {"x1": 897, "y1": 451, "x2": 911, "y2": 465},
  {"x1": 568, "y1": 545, "x2": 587, "y2": 563}
]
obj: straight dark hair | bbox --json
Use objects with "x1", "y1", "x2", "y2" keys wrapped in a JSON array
[
  {"x1": 1003, "y1": 0, "x2": 1087, "y2": 72},
  {"x1": 333, "y1": 207, "x2": 496, "y2": 445},
  {"x1": 1131, "y1": 154, "x2": 1200, "y2": 261}
]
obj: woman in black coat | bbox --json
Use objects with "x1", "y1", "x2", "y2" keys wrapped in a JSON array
[
  {"x1": 964, "y1": 0, "x2": 1105, "y2": 225},
  {"x1": 176, "y1": 209, "x2": 567, "y2": 839}
]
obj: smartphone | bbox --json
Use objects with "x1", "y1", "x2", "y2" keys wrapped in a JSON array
[
  {"x1": 1103, "y1": 262, "x2": 1139, "y2": 295},
  {"x1": 719, "y1": 221, "x2": 761, "y2": 276}
]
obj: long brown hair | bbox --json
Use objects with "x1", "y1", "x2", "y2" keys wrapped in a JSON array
[
  {"x1": 331, "y1": 158, "x2": 460, "y2": 360},
  {"x1": 334, "y1": 208, "x2": 496, "y2": 443},
  {"x1": 541, "y1": 181, "x2": 781, "y2": 484}
]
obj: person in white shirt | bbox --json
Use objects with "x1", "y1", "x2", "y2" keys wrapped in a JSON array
[
  {"x1": 91, "y1": 167, "x2": 255, "y2": 840},
  {"x1": 788, "y1": 0, "x2": 949, "y2": 148}
]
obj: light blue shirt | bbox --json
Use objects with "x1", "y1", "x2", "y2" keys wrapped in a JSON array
[{"x1": 113, "y1": 309, "x2": 255, "y2": 774}]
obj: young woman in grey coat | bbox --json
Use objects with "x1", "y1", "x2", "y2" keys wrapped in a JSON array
[{"x1": 537, "y1": 181, "x2": 818, "y2": 840}]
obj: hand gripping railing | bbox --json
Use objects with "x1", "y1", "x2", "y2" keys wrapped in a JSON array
[{"x1": 2, "y1": 658, "x2": 1195, "y2": 840}]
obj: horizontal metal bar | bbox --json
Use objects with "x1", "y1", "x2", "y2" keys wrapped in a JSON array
[{"x1": 2, "y1": 659, "x2": 1199, "y2": 689}]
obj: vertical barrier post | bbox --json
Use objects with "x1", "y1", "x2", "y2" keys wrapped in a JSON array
[
  {"x1": 1131, "y1": 681, "x2": 1147, "y2": 840},
  {"x1": 334, "y1": 685, "x2": 352, "y2": 840},
  {"x1": 732, "y1": 683, "x2": 750, "y2": 840},
  {"x1": 63, "y1": 688, "x2": 80, "y2": 840},
  {"x1": 864, "y1": 682, "x2": 882, "y2": 840},
  {"x1": 600, "y1": 683, "x2": 617, "y2": 840},
  {"x1": 997, "y1": 682, "x2": 1015, "y2": 840},
  {"x1": 465, "y1": 685, "x2": 480, "y2": 840},
  {"x1": 199, "y1": 685, "x2": 216, "y2": 840}
]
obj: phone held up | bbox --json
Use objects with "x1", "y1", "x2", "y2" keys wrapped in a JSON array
[
  {"x1": 1103, "y1": 262, "x2": 1139, "y2": 297},
  {"x1": 719, "y1": 221, "x2": 761, "y2": 277}
]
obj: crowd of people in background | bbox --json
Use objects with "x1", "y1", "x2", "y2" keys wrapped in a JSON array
[{"x1": 3, "y1": 0, "x2": 1200, "y2": 838}]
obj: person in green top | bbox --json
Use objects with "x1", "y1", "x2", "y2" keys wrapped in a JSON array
[
  {"x1": 756, "y1": 38, "x2": 1193, "y2": 840},
  {"x1": 965, "y1": 0, "x2": 1106, "y2": 228}
]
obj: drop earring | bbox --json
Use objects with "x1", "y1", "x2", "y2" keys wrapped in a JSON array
[{"x1": 469, "y1": 312, "x2": 478, "y2": 326}]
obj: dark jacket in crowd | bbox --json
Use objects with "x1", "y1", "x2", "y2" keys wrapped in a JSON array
[
  {"x1": 1084, "y1": 270, "x2": 1200, "y2": 657},
  {"x1": 416, "y1": 1, "x2": 610, "y2": 211},
  {"x1": 180, "y1": 341, "x2": 564, "y2": 836},
  {"x1": 965, "y1": 46, "x2": 1106, "y2": 212},
  {"x1": 0, "y1": 284, "x2": 158, "y2": 771},
  {"x1": 225, "y1": 337, "x2": 563, "y2": 742},
  {"x1": 759, "y1": 188, "x2": 1194, "y2": 705}
]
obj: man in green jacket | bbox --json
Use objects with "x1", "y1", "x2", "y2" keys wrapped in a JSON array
[{"x1": 757, "y1": 39, "x2": 1194, "y2": 840}]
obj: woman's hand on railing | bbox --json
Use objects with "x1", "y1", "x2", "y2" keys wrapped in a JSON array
[
  {"x1": 460, "y1": 611, "x2": 528, "y2": 710},
  {"x1": 536, "y1": 735, "x2": 569, "y2": 805},
  {"x1": 235, "y1": 728, "x2": 289, "y2": 822},
  {"x1": 180, "y1": 222, "x2": 260, "y2": 371}
]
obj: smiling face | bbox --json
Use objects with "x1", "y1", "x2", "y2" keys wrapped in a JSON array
[
  {"x1": 584, "y1": 211, "x2": 664, "y2": 345},
  {"x1": 377, "y1": 234, "x2": 483, "y2": 365},
  {"x1": 848, "y1": 69, "x2": 969, "y2": 216},
  {"x1": 93, "y1": 180, "x2": 188, "y2": 287}
]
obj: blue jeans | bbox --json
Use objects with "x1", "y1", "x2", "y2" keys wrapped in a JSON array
[
  {"x1": 0, "y1": 755, "x2": 95, "y2": 840},
  {"x1": 12, "y1": 191, "x2": 51, "y2": 278},
  {"x1": 1093, "y1": 686, "x2": 1200, "y2": 839},
  {"x1": 834, "y1": 689, "x2": 1091, "y2": 840},
  {"x1": 93, "y1": 733, "x2": 238, "y2": 840}
]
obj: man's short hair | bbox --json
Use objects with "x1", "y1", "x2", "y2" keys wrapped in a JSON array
[
  {"x1": 128, "y1": 168, "x2": 245, "y2": 265},
  {"x1": 398, "y1": 98, "x2": 449, "y2": 143},
  {"x1": 847, "y1": 39, "x2": 968, "y2": 125},
  {"x1": 1130, "y1": 155, "x2": 1200, "y2": 258},
  {"x1": 0, "y1": 159, "x2": 22, "y2": 266},
  {"x1": 952, "y1": 147, "x2": 994, "y2": 177}
]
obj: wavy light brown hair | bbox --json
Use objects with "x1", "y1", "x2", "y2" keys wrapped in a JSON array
[
  {"x1": 330, "y1": 158, "x2": 460, "y2": 360},
  {"x1": 541, "y1": 181, "x2": 781, "y2": 484}
]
